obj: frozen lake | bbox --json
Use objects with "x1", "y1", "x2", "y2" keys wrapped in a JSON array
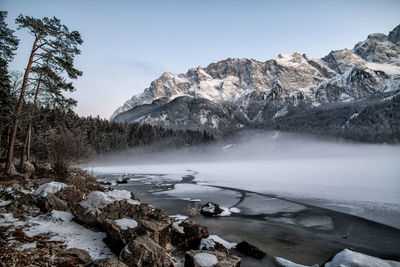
[{"x1": 88, "y1": 131, "x2": 400, "y2": 229}]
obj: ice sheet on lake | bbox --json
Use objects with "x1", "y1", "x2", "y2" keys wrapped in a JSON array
[
  {"x1": 236, "y1": 193, "x2": 305, "y2": 215},
  {"x1": 297, "y1": 216, "x2": 333, "y2": 230},
  {"x1": 89, "y1": 133, "x2": 400, "y2": 228},
  {"x1": 155, "y1": 184, "x2": 241, "y2": 207}
]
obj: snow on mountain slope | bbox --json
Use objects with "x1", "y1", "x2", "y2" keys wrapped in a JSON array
[{"x1": 111, "y1": 25, "x2": 400, "y2": 137}]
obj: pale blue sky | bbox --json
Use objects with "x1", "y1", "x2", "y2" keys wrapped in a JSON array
[{"x1": 1, "y1": 0, "x2": 400, "y2": 118}]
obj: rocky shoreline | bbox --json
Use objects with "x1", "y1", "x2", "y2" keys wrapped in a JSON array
[
  {"x1": 1, "y1": 163, "x2": 399, "y2": 267},
  {"x1": 0, "y1": 164, "x2": 242, "y2": 266}
]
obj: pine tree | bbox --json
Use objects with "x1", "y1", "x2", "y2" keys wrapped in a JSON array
[
  {"x1": 5, "y1": 15, "x2": 82, "y2": 173},
  {"x1": 0, "y1": 11, "x2": 19, "y2": 157}
]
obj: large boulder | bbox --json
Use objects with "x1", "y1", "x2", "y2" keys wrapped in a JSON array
[
  {"x1": 171, "y1": 220, "x2": 209, "y2": 250},
  {"x1": 137, "y1": 219, "x2": 172, "y2": 248},
  {"x1": 235, "y1": 241, "x2": 265, "y2": 260},
  {"x1": 185, "y1": 250, "x2": 241, "y2": 267},
  {"x1": 119, "y1": 236, "x2": 176, "y2": 267},
  {"x1": 35, "y1": 182, "x2": 84, "y2": 213},
  {"x1": 105, "y1": 217, "x2": 172, "y2": 253},
  {"x1": 104, "y1": 218, "x2": 141, "y2": 253},
  {"x1": 200, "y1": 202, "x2": 223, "y2": 217},
  {"x1": 73, "y1": 190, "x2": 141, "y2": 226},
  {"x1": 87, "y1": 258, "x2": 129, "y2": 267},
  {"x1": 74, "y1": 190, "x2": 171, "y2": 230}
]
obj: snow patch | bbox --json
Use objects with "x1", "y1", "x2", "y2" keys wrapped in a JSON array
[
  {"x1": 199, "y1": 238, "x2": 216, "y2": 250},
  {"x1": 169, "y1": 214, "x2": 188, "y2": 220},
  {"x1": 34, "y1": 182, "x2": 68, "y2": 198},
  {"x1": 209, "y1": 235, "x2": 236, "y2": 249},
  {"x1": 115, "y1": 218, "x2": 138, "y2": 230},
  {"x1": 229, "y1": 207, "x2": 241, "y2": 213},
  {"x1": 274, "y1": 106, "x2": 288, "y2": 119},
  {"x1": 193, "y1": 253, "x2": 219, "y2": 267},
  {"x1": 16, "y1": 242, "x2": 37, "y2": 251},
  {"x1": 24, "y1": 211, "x2": 114, "y2": 259},
  {"x1": 0, "y1": 200, "x2": 12, "y2": 207},
  {"x1": 79, "y1": 190, "x2": 139, "y2": 215},
  {"x1": 172, "y1": 220, "x2": 185, "y2": 234},
  {"x1": 366, "y1": 62, "x2": 400, "y2": 76},
  {"x1": 218, "y1": 207, "x2": 231, "y2": 217}
]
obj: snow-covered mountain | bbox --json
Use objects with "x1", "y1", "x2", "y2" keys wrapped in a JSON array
[{"x1": 111, "y1": 25, "x2": 400, "y2": 140}]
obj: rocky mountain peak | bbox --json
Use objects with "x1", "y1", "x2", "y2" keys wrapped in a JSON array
[
  {"x1": 353, "y1": 30, "x2": 400, "y2": 65},
  {"x1": 322, "y1": 48, "x2": 365, "y2": 74},
  {"x1": 111, "y1": 25, "x2": 400, "y2": 137},
  {"x1": 388, "y1": 24, "x2": 400, "y2": 46}
]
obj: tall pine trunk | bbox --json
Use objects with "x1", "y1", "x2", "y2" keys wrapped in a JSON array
[
  {"x1": 20, "y1": 78, "x2": 41, "y2": 167},
  {"x1": 5, "y1": 35, "x2": 40, "y2": 174}
]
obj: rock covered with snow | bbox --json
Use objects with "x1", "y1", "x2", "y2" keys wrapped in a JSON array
[
  {"x1": 114, "y1": 218, "x2": 138, "y2": 230},
  {"x1": 200, "y1": 202, "x2": 223, "y2": 216},
  {"x1": 35, "y1": 183, "x2": 85, "y2": 213},
  {"x1": 324, "y1": 249, "x2": 400, "y2": 267},
  {"x1": 193, "y1": 253, "x2": 219, "y2": 267},
  {"x1": 78, "y1": 190, "x2": 139, "y2": 215},
  {"x1": 185, "y1": 250, "x2": 241, "y2": 267},
  {"x1": 171, "y1": 220, "x2": 209, "y2": 250},
  {"x1": 199, "y1": 236, "x2": 229, "y2": 253},
  {"x1": 35, "y1": 182, "x2": 68, "y2": 198}
]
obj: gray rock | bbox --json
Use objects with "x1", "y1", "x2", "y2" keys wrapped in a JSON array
[
  {"x1": 200, "y1": 202, "x2": 223, "y2": 217},
  {"x1": 388, "y1": 24, "x2": 400, "y2": 46},
  {"x1": 119, "y1": 236, "x2": 176, "y2": 267},
  {"x1": 37, "y1": 185, "x2": 84, "y2": 213},
  {"x1": 171, "y1": 220, "x2": 209, "y2": 250},
  {"x1": 353, "y1": 33, "x2": 400, "y2": 65}
]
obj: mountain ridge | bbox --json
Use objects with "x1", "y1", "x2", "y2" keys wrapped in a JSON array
[{"x1": 111, "y1": 24, "x2": 400, "y2": 142}]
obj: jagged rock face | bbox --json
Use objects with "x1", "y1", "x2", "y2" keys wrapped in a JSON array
[
  {"x1": 321, "y1": 49, "x2": 365, "y2": 74},
  {"x1": 388, "y1": 24, "x2": 400, "y2": 46},
  {"x1": 112, "y1": 25, "x2": 400, "y2": 136},
  {"x1": 353, "y1": 33, "x2": 400, "y2": 65}
]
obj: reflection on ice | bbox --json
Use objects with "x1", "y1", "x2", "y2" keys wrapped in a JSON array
[{"x1": 297, "y1": 216, "x2": 333, "y2": 230}]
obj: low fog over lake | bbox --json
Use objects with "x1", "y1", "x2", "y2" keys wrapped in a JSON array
[{"x1": 89, "y1": 131, "x2": 400, "y2": 228}]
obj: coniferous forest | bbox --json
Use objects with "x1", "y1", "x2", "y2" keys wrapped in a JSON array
[{"x1": 0, "y1": 12, "x2": 214, "y2": 173}]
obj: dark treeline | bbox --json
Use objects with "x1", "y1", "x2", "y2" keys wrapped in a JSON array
[
  {"x1": 0, "y1": 103, "x2": 214, "y2": 163},
  {"x1": 270, "y1": 92, "x2": 400, "y2": 143}
]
